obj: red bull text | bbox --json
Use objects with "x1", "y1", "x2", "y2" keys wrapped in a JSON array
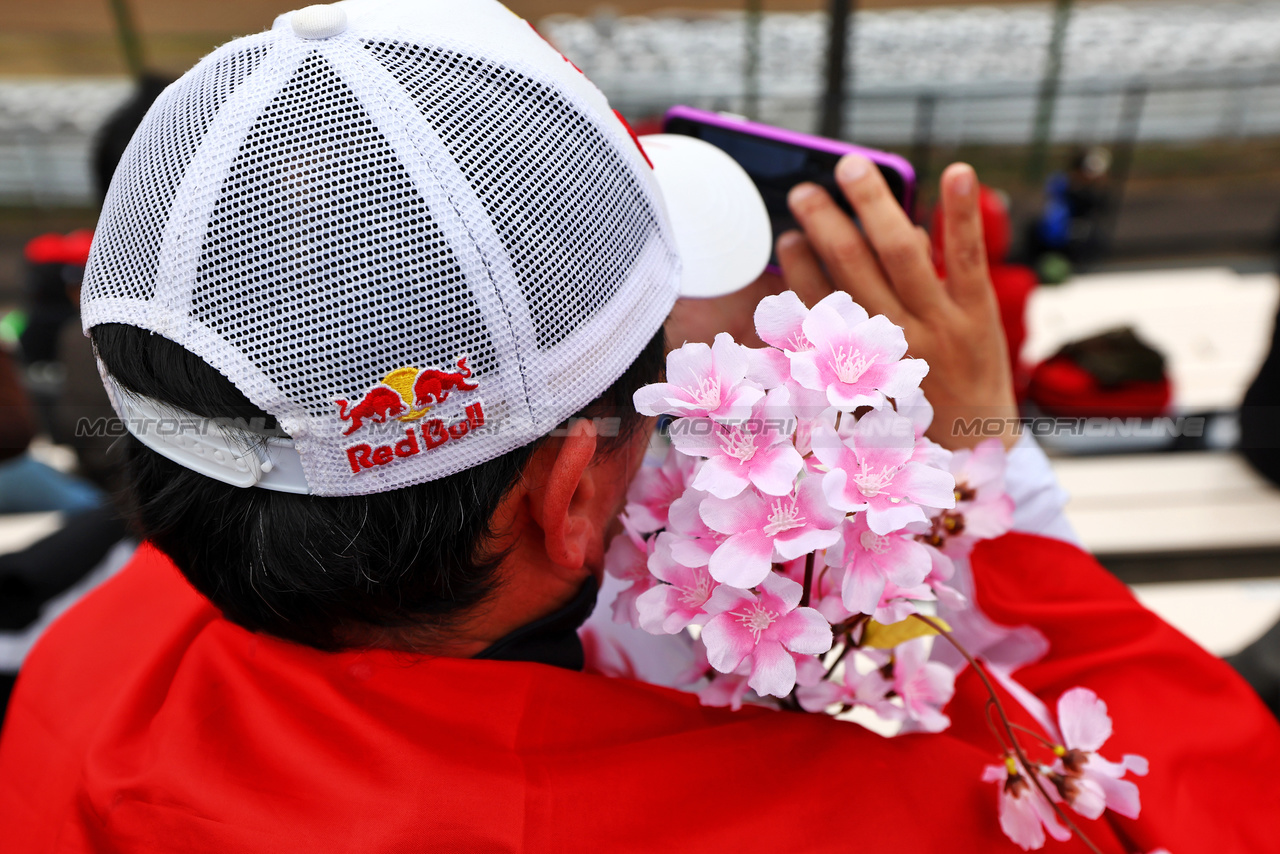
[{"x1": 346, "y1": 401, "x2": 486, "y2": 474}]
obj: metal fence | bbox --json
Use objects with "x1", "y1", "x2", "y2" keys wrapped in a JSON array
[{"x1": 5, "y1": 0, "x2": 1280, "y2": 206}]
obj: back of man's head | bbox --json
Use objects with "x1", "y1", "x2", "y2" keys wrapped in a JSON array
[{"x1": 82, "y1": 0, "x2": 768, "y2": 649}]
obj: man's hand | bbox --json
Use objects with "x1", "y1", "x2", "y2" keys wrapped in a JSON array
[{"x1": 779, "y1": 158, "x2": 1019, "y2": 450}]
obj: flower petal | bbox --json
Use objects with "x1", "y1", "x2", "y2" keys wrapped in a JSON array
[
  {"x1": 633, "y1": 382, "x2": 684, "y2": 417},
  {"x1": 691, "y1": 455, "x2": 753, "y2": 499},
  {"x1": 711, "y1": 332, "x2": 750, "y2": 384},
  {"x1": 1058, "y1": 687, "x2": 1112, "y2": 753},
  {"x1": 635, "y1": 585, "x2": 681, "y2": 635},
  {"x1": 748, "y1": 445, "x2": 806, "y2": 497},
  {"x1": 773, "y1": 607, "x2": 834, "y2": 655},
  {"x1": 876, "y1": 355, "x2": 930, "y2": 399},
  {"x1": 747, "y1": 640, "x2": 798, "y2": 697},
  {"x1": 745, "y1": 345, "x2": 792, "y2": 387},
  {"x1": 842, "y1": 554, "x2": 888, "y2": 615},
  {"x1": 896, "y1": 461, "x2": 958, "y2": 510},
  {"x1": 666, "y1": 341, "x2": 715, "y2": 389},
  {"x1": 707, "y1": 531, "x2": 775, "y2": 587},
  {"x1": 758, "y1": 571, "x2": 804, "y2": 610},
  {"x1": 699, "y1": 490, "x2": 767, "y2": 536},
  {"x1": 787, "y1": 350, "x2": 826, "y2": 392},
  {"x1": 865, "y1": 500, "x2": 928, "y2": 535},
  {"x1": 754, "y1": 290, "x2": 811, "y2": 351},
  {"x1": 1093, "y1": 773, "x2": 1142, "y2": 820},
  {"x1": 701, "y1": 611, "x2": 758, "y2": 674}
]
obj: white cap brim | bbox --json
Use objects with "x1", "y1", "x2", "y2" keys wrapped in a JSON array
[{"x1": 639, "y1": 133, "x2": 771, "y2": 299}]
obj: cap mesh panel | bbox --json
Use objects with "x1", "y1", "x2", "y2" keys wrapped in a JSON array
[
  {"x1": 191, "y1": 52, "x2": 494, "y2": 420},
  {"x1": 364, "y1": 40, "x2": 660, "y2": 350},
  {"x1": 84, "y1": 43, "x2": 270, "y2": 304}
]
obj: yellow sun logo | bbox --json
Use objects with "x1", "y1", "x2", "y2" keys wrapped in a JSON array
[{"x1": 379, "y1": 366, "x2": 433, "y2": 422}]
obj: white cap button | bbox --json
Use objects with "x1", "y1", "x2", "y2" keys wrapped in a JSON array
[{"x1": 292, "y1": 4, "x2": 348, "y2": 39}]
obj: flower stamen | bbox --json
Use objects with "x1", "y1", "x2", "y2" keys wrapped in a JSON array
[
  {"x1": 763, "y1": 497, "x2": 806, "y2": 536},
  {"x1": 859, "y1": 530, "x2": 892, "y2": 555},
  {"x1": 830, "y1": 344, "x2": 876, "y2": 385},
  {"x1": 692, "y1": 376, "x2": 722, "y2": 408},
  {"x1": 852, "y1": 460, "x2": 898, "y2": 497},
  {"x1": 735, "y1": 601, "x2": 778, "y2": 639},
  {"x1": 718, "y1": 425, "x2": 757, "y2": 463}
]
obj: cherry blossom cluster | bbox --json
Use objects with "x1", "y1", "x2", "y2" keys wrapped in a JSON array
[
  {"x1": 984, "y1": 689, "x2": 1151, "y2": 851},
  {"x1": 602, "y1": 290, "x2": 1150, "y2": 851},
  {"x1": 612, "y1": 290, "x2": 975, "y2": 717}
]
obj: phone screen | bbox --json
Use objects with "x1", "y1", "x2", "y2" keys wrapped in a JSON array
[{"x1": 664, "y1": 116, "x2": 909, "y2": 267}]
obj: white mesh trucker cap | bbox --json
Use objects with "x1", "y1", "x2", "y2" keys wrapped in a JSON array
[{"x1": 81, "y1": 0, "x2": 770, "y2": 497}]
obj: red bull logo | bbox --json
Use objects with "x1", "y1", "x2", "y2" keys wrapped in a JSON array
[
  {"x1": 336, "y1": 357, "x2": 484, "y2": 475},
  {"x1": 335, "y1": 357, "x2": 479, "y2": 437}
]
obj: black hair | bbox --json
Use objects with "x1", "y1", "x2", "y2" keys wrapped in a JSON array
[{"x1": 92, "y1": 322, "x2": 665, "y2": 651}]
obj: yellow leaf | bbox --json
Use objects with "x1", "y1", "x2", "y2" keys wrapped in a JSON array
[{"x1": 861, "y1": 615, "x2": 951, "y2": 649}]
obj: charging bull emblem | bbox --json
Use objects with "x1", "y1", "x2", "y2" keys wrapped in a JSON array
[
  {"x1": 335, "y1": 357, "x2": 480, "y2": 437},
  {"x1": 412, "y1": 357, "x2": 479, "y2": 408}
]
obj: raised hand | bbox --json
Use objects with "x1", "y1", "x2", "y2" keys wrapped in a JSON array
[{"x1": 779, "y1": 158, "x2": 1019, "y2": 450}]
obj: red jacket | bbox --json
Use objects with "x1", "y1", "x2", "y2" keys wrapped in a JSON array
[{"x1": 2, "y1": 535, "x2": 1276, "y2": 852}]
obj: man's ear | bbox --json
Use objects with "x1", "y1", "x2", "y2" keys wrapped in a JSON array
[{"x1": 526, "y1": 419, "x2": 599, "y2": 570}]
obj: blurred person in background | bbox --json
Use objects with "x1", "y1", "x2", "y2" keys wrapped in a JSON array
[
  {"x1": 42, "y1": 73, "x2": 173, "y2": 492},
  {"x1": 1223, "y1": 212, "x2": 1280, "y2": 717},
  {"x1": 0, "y1": 342, "x2": 101, "y2": 514},
  {"x1": 1027, "y1": 146, "x2": 1114, "y2": 283}
]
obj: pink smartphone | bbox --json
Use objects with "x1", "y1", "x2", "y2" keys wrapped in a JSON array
[{"x1": 663, "y1": 106, "x2": 916, "y2": 268}]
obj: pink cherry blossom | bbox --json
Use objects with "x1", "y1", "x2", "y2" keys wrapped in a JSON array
[
  {"x1": 634, "y1": 333, "x2": 764, "y2": 422},
  {"x1": 661, "y1": 488, "x2": 726, "y2": 570},
  {"x1": 793, "y1": 650, "x2": 828, "y2": 690},
  {"x1": 1051, "y1": 687, "x2": 1148, "y2": 820},
  {"x1": 787, "y1": 292, "x2": 929, "y2": 409},
  {"x1": 943, "y1": 438, "x2": 1016, "y2": 553},
  {"x1": 753, "y1": 289, "x2": 813, "y2": 353},
  {"x1": 832, "y1": 514, "x2": 933, "y2": 615},
  {"x1": 698, "y1": 668, "x2": 753, "y2": 710},
  {"x1": 896, "y1": 387, "x2": 934, "y2": 439},
  {"x1": 982, "y1": 758, "x2": 1072, "y2": 850},
  {"x1": 669, "y1": 387, "x2": 804, "y2": 499},
  {"x1": 923, "y1": 544, "x2": 966, "y2": 611},
  {"x1": 893, "y1": 637, "x2": 956, "y2": 733},
  {"x1": 796, "y1": 655, "x2": 901, "y2": 719},
  {"x1": 672, "y1": 638, "x2": 755, "y2": 711},
  {"x1": 701, "y1": 573, "x2": 833, "y2": 697},
  {"x1": 623, "y1": 444, "x2": 699, "y2": 534},
  {"x1": 635, "y1": 534, "x2": 720, "y2": 634},
  {"x1": 812, "y1": 408, "x2": 956, "y2": 534},
  {"x1": 744, "y1": 345, "x2": 792, "y2": 389},
  {"x1": 872, "y1": 579, "x2": 934, "y2": 626},
  {"x1": 603, "y1": 521, "x2": 658, "y2": 629},
  {"x1": 699, "y1": 477, "x2": 844, "y2": 588}
]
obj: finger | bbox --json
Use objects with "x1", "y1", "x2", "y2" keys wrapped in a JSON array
[
  {"x1": 834, "y1": 155, "x2": 947, "y2": 318},
  {"x1": 915, "y1": 225, "x2": 932, "y2": 258},
  {"x1": 774, "y1": 230, "x2": 830, "y2": 308},
  {"x1": 786, "y1": 183, "x2": 904, "y2": 320},
  {"x1": 939, "y1": 163, "x2": 992, "y2": 307}
]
